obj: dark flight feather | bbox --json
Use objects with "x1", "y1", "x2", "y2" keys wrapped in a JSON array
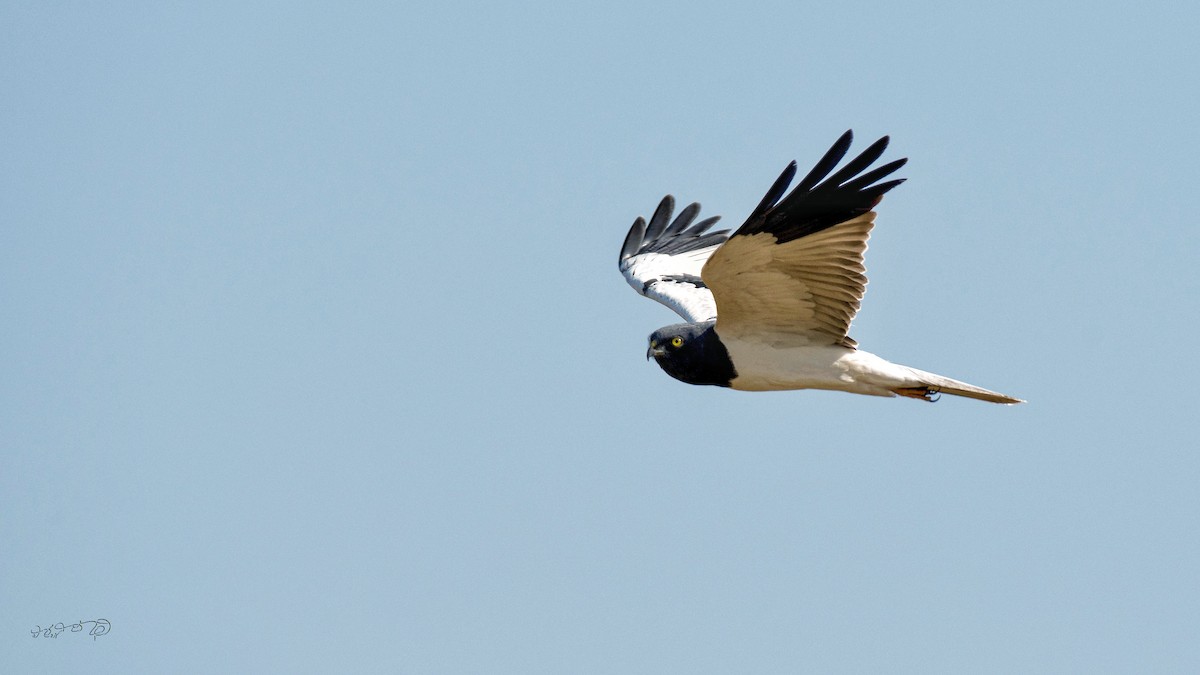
[
  {"x1": 733, "y1": 130, "x2": 907, "y2": 246},
  {"x1": 620, "y1": 196, "x2": 729, "y2": 264}
]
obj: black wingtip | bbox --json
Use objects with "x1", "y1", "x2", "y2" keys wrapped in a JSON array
[
  {"x1": 642, "y1": 195, "x2": 676, "y2": 242},
  {"x1": 795, "y1": 131, "x2": 855, "y2": 193},
  {"x1": 620, "y1": 216, "x2": 647, "y2": 264},
  {"x1": 620, "y1": 199, "x2": 731, "y2": 264},
  {"x1": 661, "y1": 202, "x2": 701, "y2": 238},
  {"x1": 840, "y1": 156, "x2": 908, "y2": 192},
  {"x1": 825, "y1": 135, "x2": 892, "y2": 187},
  {"x1": 732, "y1": 130, "x2": 907, "y2": 244},
  {"x1": 747, "y1": 161, "x2": 798, "y2": 222},
  {"x1": 685, "y1": 215, "x2": 722, "y2": 236}
]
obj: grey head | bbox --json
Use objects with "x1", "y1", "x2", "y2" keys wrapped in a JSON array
[{"x1": 646, "y1": 320, "x2": 736, "y2": 387}]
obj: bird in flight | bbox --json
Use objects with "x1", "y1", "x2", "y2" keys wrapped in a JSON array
[{"x1": 618, "y1": 131, "x2": 1022, "y2": 404}]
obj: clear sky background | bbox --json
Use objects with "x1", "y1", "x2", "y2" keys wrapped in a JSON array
[{"x1": 3, "y1": 2, "x2": 1198, "y2": 673}]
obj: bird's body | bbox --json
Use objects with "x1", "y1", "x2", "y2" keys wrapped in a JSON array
[
  {"x1": 723, "y1": 338, "x2": 909, "y2": 395},
  {"x1": 622, "y1": 131, "x2": 1022, "y2": 404},
  {"x1": 650, "y1": 321, "x2": 1011, "y2": 402}
]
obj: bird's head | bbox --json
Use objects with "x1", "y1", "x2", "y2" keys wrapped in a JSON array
[
  {"x1": 646, "y1": 323, "x2": 699, "y2": 360},
  {"x1": 646, "y1": 321, "x2": 735, "y2": 387}
]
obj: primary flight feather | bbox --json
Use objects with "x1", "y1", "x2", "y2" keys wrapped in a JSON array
[{"x1": 618, "y1": 130, "x2": 1022, "y2": 404}]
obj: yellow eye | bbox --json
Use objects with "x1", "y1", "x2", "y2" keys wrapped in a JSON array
[{"x1": 670, "y1": 336, "x2": 684, "y2": 348}]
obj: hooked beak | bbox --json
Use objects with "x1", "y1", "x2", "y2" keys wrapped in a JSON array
[{"x1": 647, "y1": 342, "x2": 666, "y2": 360}]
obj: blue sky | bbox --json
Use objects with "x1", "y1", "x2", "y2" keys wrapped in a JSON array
[{"x1": 4, "y1": 2, "x2": 1198, "y2": 673}]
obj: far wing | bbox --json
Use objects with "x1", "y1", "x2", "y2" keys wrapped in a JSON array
[
  {"x1": 702, "y1": 131, "x2": 907, "y2": 347},
  {"x1": 619, "y1": 195, "x2": 729, "y2": 322}
]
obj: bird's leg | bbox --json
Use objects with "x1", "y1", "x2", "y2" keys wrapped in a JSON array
[{"x1": 892, "y1": 386, "x2": 941, "y2": 402}]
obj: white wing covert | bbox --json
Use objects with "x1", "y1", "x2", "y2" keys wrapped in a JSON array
[{"x1": 619, "y1": 196, "x2": 729, "y2": 323}]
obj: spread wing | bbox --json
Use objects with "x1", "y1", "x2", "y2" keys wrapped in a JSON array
[
  {"x1": 701, "y1": 131, "x2": 907, "y2": 347},
  {"x1": 619, "y1": 195, "x2": 729, "y2": 322}
]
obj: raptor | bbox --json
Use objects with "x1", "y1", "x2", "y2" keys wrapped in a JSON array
[{"x1": 618, "y1": 131, "x2": 1022, "y2": 404}]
